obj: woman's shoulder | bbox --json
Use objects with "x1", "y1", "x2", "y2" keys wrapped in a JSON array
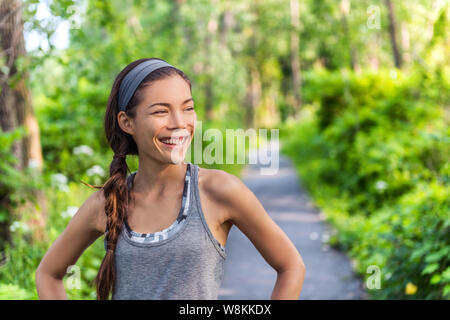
[
  {"x1": 197, "y1": 166, "x2": 247, "y2": 205},
  {"x1": 85, "y1": 189, "x2": 107, "y2": 234}
]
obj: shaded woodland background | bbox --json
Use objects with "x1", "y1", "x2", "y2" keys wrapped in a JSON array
[{"x1": 0, "y1": 0, "x2": 448, "y2": 299}]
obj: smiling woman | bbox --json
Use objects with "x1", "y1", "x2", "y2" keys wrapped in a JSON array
[{"x1": 35, "y1": 57, "x2": 305, "y2": 301}]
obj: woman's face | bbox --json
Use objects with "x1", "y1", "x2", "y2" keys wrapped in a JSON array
[{"x1": 122, "y1": 75, "x2": 196, "y2": 164}]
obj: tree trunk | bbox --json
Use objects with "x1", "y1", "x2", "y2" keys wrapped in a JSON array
[
  {"x1": 290, "y1": 0, "x2": 302, "y2": 118},
  {"x1": 340, "y1": 0, "x2": 360, "y2": 72},
  {"x1": 203, "y1": 2, "x2": 218, "y2": 121},
  {"x1": 244, "y1": 66, "x2": 261, "y2": 128},
  {"x1": 219, "y1": 7, "x2": 233, "y2": 51},
  {"x1": 0, "y1": 0, "x2": 47, "y2": 247},
  {"x1": 368, "y1": 34, "x2": 381, "y2": 71},
  {"x1": 401, "y1": 22, "x2": 411, "y2": 65},
  {"x1": 385, "y1": 0, "x2": 402, "y2": 68}
]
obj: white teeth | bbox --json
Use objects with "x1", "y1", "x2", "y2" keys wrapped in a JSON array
[{"x1": 160, "y1": 137, "x2": 186, "y2": 145}]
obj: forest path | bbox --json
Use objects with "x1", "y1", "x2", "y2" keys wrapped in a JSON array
[{"x1": 217, "y1": 142, "x2": 368, "y2": 300}]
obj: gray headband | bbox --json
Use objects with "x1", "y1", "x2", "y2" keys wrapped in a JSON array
[{"x1": 118, "y1": 59, "x2": 174, "y2": 112}]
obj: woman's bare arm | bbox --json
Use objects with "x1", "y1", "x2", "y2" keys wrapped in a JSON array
[
  {"x1": 208, "y1": 170, "x2": 306, "y2": 300},
  {"x1": 35, "y1": 189, "x2": 106, "y2": 299}
]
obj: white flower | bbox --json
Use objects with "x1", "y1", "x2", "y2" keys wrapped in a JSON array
[
  {"x1": 51, "y1": 173, "x2": 68, "y2": 185},
  {"x1": 9, "y1": 221, "x2": 20, "y2": 232},
  {"x1": 51, "y1": 173, "x2": 69, "y2": 192},
  {"x1": 51, "y1": 173, "x2": 67, "y2": 185},
  {"x1": 9, "y1": 221, "x2": 30, "y2": 233},
  {"x1": 375, "y1": 180, "x2": 388, "y2": 191},
  {"x1": 86, "y1": 165, "x2": 105, "y2": 177},
  {"x1": 389, "y1": 70, "x2": 397, "y2": 79},
  {"x1": 73, "y1": 145, "x2": 94, "y2": 156},
  {"x1": 62, "y1": 206, "x2": 79, "y2": 218}
]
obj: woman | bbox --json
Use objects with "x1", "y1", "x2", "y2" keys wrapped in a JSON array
[{"x1": 35, "y1": 58, "x2": 306, "y2": 300}]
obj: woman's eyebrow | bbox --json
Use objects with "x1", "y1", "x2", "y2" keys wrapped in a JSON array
[{"x1": 148, "y1": 98, "x2": 194, "y2": 108}]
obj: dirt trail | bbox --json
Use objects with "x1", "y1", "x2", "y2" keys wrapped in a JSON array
[{"x1": 217, "y1": 149, "x2": 368, "y2": 300}]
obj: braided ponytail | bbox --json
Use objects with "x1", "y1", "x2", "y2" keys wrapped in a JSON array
[{"x1": 94, "y1": 153, "x2": 129, "y2": 300}]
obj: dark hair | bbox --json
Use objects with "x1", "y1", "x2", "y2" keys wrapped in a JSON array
[{"x1": 82, "y1": 57, "x2": 192, "y2": 300}]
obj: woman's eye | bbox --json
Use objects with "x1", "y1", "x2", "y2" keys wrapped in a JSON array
[
  {"x1": 186, "y1": 106, "x2": 194, "y2": 111},
  {"x1": 153, "y1": 110, "x2": 167, "y2": 114}
]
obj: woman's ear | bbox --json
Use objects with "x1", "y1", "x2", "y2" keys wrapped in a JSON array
[{"x1": 117, "y1": 111, "x2": 135, "y2": 135}]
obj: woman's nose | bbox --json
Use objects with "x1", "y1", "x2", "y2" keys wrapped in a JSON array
[{"x1": 167, "y1": 110, "x2": 186, "y2": 128}]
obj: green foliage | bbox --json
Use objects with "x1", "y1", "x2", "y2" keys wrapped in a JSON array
[
  {"x1": 0, "y1": 127, "x2": 45, "y2": 232},
  {"x1": 3, "y1": 0, "x2": 447, "y2": 300},
  {"x1": 0, "y1": 181, "x2": 107, "y2": 300},
  {"x1": 35, "y1": 71, "x2": 112, "y2": 183},
  {"x1": 0, "y1": 284, "x2": 34, "y2": 300},
  {"x1": 282, "y1": 67, "x2": 449, "y2": 299}
]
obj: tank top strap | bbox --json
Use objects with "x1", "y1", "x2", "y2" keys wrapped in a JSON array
[
  {"x1": 188, "y1": 162, "x2": 227, "y2": 258},
  {"x1": 189, "y1": 162, "x2": 202, "y2": 212}
]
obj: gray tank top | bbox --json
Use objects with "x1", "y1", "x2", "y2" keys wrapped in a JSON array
[{"x1": 103, "y1": 163, "x2": 227, "y2": 300}]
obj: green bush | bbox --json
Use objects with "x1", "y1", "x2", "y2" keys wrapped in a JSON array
[
  {"x1": 282, "y1": 67, "x2": 449, "y2": 299},
  {"x1": 0, "y1": 181, "x2": 105, "y2": 300}
]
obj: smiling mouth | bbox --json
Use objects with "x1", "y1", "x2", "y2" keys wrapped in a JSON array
[{"x1": 158, "y1": 136, "x2": 190, "y2": 147}]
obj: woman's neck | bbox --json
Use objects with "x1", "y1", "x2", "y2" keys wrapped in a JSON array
[{"x1": 133, "y1": 159, "x2": 187, "y2": 197}]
